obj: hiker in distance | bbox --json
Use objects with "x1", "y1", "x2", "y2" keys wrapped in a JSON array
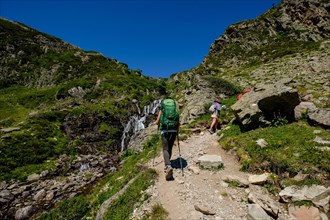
[
  {"x1": 208, "y1": 98, "x2": 226, "y2": 134},
  {"x1": 154, "y1": 98, "x2": 180, "y2": 181}
]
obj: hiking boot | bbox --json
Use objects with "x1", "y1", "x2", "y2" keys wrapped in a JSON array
[
  {"x1": 165, "y1": 166, "x2": 174, "y2": 181},
  {"x1": 208, "y1": 129, "x2": 214, "y2": 134}
]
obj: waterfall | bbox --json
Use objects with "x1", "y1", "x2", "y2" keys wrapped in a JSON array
[
  {"x1": 79, "y1": 163, "x2": 90, "y2": 172},
  {"x1": 121, "y1": 99, "x2": 161, "y2": 152}
]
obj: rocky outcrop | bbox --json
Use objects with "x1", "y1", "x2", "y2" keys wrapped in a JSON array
[
  {"x1": 0, "y1": 153, "x2": 119, "y2": 219},
  {"x1": 203, "y1": 0, "x2": 330, "y2": 68},
  {"x1": 279, "y1": 185, "x2": 330, "y2": 213},
  {"x1": 62, "y1": 112, "x2": 123, "y2": 154},
  {"x1": 231, "y1": 83, "x2": 300, "y2": 131},
  {"x1": 175, "y1": 72, "x2": 217, "y2": 124}
]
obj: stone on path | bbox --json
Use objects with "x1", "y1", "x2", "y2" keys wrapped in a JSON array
[
  {"x1": 223, "y1": 174, "x2": 249, "y2": 188},
  {"x1": 198, "y1": 154, "x2": 223, "y2": 170},
  {"x1": 247, "y1": 204, "x2": 273, "y2": 220},
  {"x1": 248, "y1": 173, "x2": 269, "y2": 185},
  {"x1": 188, "y1": 165, "x2": 200, "y2": 174},
  {"x1": 194, "y1": 205, "x2": 216, "y2": 215}
]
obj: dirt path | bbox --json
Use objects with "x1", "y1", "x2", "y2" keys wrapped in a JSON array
[{"x1": 134, "y1": 131, "x2": 252, "y2": 219}]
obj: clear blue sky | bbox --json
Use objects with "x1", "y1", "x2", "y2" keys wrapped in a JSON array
[{"x1": 1, "y1": 0, "x2": 281, "y2": 78}]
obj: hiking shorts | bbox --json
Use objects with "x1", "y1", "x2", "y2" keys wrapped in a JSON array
[{"x1": 211, "y1": 111, "x2": 218, "y2": 119}]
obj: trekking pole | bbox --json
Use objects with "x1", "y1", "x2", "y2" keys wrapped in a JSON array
[
  {"x1": 177, "y1": 131, "x2": 184, "y2": 176},
  {"x1": 152, "y1": 123, "x2": 159, "y2": 167}
]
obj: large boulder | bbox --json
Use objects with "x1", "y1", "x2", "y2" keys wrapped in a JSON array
[{"x1": 231, "y1": 83, "x2": 300, "y2": 131}]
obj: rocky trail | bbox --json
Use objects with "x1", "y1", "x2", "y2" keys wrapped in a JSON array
[{"x1": 134, "y1": 130, "x2": 254, "y2": 219}]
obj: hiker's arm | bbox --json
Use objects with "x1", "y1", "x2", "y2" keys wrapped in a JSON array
[{"x1": 154, "y1": 110, "x2": 162, "y2": 125}]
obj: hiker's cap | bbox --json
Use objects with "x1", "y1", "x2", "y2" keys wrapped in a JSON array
[{"x1": 214, "y1": 98, "x2": 221, "y2": 103}]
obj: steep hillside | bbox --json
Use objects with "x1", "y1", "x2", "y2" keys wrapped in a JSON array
[{"x1": 0, "y1": 17, "x2": 166, "y2": 182}]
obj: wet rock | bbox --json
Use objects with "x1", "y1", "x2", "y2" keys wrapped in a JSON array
[
  {"x1": 0, "y1": 182, "x2": 7, "y2": 190},
  {"x1": 33, "y1": 189, "x2": 46, "y2": 201},
  {"x1": 27, "y1": 174, "x2": 40, "y2": 183},
  {"x1": 45, "y1": 191, "x2": 54, "y2": 201},
  {"x1": 0, "y1": 190, "x2": 14, "y2": 201},
  {"x1": 15, "y1": 206, "x2": 36, "y2": 220}
]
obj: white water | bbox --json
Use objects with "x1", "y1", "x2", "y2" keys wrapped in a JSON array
[
  {"x1": 79, "y1": 163, "x2": 90, "y2": 172},
  {"x1": 121, "y1": 99, "x2": 161, "y2": 151}
]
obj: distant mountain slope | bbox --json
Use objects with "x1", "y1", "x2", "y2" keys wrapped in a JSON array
[
  {"x1": 0, "y1": 17, "x2": 140, "y2": 87},
  {"x1": 202, "y1": 0, "x2": 330, "y2": 69}
]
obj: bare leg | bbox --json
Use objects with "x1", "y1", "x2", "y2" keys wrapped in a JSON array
[{"x1": 210, "y1": 117, "x2": 217, "y2": 130}]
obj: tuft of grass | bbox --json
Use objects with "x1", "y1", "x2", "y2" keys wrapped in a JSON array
[
  {"x1": 143, "y1": 203, "x2": 169, "y2": 220},
  {"x1": 226, "y1": 179, "x2": 241, "y2": 188},
  {"x1": 292, "y1": 200, "x2": 314, "y2": 208}
]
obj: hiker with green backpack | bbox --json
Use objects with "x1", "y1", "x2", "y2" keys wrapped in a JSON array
[{"x1": 154, "y1": 98, "x2": 180, "y2": 181}]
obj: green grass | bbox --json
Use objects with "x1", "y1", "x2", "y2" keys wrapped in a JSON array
[
  {"x1": 220, "y1": 122, "x2": 330, "y2": 184},
  {"x1": 104, "y1": 169, "x2": 157, "y2": 220},
  {"x1": 203, "y1": 76, "x2": 242, "y2": 96},
  {"x1": 0, "y1": 86, "x2": 58, "y2": 126},
  {"x1": 0, "y1": 111, "x2": 69, "y2": 181},
  {"x1": 39, "y1": 196, "x2": 90, "y2": 220}
]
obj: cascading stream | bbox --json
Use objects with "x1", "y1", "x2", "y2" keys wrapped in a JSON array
[{"x1": 121, "y1": 99, "x2": 161, "y2": 151}]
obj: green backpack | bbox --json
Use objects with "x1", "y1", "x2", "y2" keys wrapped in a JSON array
[{"x1": 159, "y1": 99, "x2": 179, "y2": 130}]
